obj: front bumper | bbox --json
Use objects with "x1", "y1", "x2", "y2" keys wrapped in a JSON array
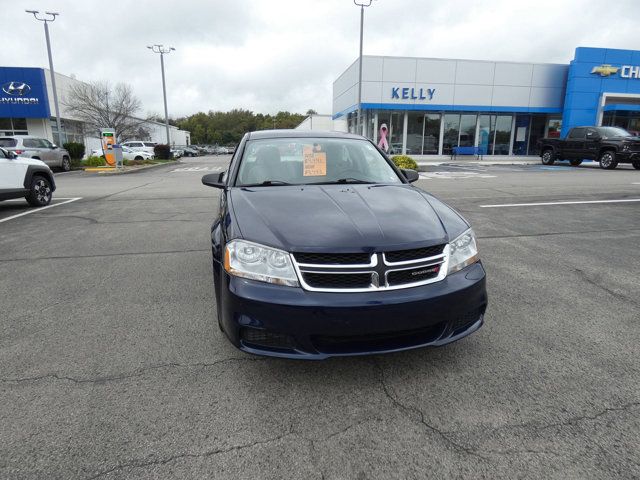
[{"x1": 217, "y1": 261, "x2": 488, "y2": 359}]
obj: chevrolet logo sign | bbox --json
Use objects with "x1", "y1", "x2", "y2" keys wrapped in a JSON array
[{"x1": 591, "y1": 64, "x2": 619, "y2": 77}]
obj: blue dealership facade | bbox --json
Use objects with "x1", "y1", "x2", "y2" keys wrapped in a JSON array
[{"x1": 332, "y1": 47, "x2": 640, "y2": 156}]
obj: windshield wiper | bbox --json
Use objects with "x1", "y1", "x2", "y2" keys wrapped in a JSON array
[
  {"x1": 241, "y1": 180, "x2": 293, "y2": 187},
  {"x1": 310, "y1": 178, "x2": 374, "y2": 185}
]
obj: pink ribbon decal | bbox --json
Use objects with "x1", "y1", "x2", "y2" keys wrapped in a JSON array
[{"x1": 378, "y1": 123, "x2": 389, "y2": 152}]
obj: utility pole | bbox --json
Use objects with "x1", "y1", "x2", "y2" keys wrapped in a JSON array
[
  {"x1": 147, "y1": 44, "x2": 175, "y2": 145},
  {"x1": 26, "y1": 10, "x2": 62, "y2": 144},
  {"x1": 353, "y1": 0, "x2": 375, "y2": 136}
]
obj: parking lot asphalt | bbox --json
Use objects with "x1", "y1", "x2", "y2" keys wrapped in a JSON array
[{"x1": 1, "y1": 155, "x2": 639, "y2": 479}]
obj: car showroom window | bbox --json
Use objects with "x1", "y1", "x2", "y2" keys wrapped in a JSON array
[{"x1": 236, "y1": 138, "x2": 402, "y2": 186}]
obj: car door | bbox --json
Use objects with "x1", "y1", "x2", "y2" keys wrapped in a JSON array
[
  {"x1": 39, "y1": 138, "x2": 60, "y2": 167},
  {"x1": 0, "y1": 149, "x2": 25, "y2": 190},
  {"x1": 584, "y1": 128, "x2": 600, "y2": 159},
  {"x1": 564, "y1": 128, "x2": 585, "y2": 158}
]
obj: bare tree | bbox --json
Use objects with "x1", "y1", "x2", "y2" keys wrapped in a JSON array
[{"x1": 62, "y1": 81, "x2": 150, "y2": 142}]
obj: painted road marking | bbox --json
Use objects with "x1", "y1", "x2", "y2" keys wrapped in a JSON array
[
  {"x1": 420, "y1": 171, "x2": 496, "y2": 180},
  {"x1": 0, "y1": 197, "x2": 82, "y2": 223},
  {"x1": 170, "y1": 166, "x2": 222, "y2": 172},
  {"x1": 480, "y1": 198, "x2": 640, "y2": 208}
]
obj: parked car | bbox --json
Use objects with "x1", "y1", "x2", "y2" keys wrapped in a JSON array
[
  {"x1": 537, "y1": 126, "x2": 640, "y2": 170},
  {"x1": 215, "y1": 146, "x2": 230, "y2": 155},
  {"x1": 0, "y1": 135, "x2": 71, "y2": 171},
  {"x1": 181, "y1": 146, "x2": 199, "y2": 157},
  {"x1": 0, "y1": 147, "x2": 56, "y2": 207},
  {"x1": 201, "y1": 130, "x2": 487, "y2": 359},
  {"x1": 90, "y1": 146, "x2": 154, "y2": 161},
  {"x1": 120, "y1": 141, "x2": 156, "y2": 155},
  {"x1": 171, "y1": 148, "x2": 183, "y2": 158}
]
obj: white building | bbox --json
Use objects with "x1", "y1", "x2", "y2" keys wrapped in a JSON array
[{"x1": 296, "y1": 114, "x2": 347, "y2": 132}]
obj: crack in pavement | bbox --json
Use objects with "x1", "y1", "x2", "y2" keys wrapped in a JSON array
[
  {"x1": 573, "y1": 267, "x2": 637, "y2": 305},
  {"x1": 0, "y1": 248, "x2": 209, "y2": 263},
  {"x1": 373, "y1": 360, "x2": 491, "y2": 462},
  {"x1": 84, "y1": 424, "x2": 296, "y2": 480},
  {"x1": 1, "y1": 356, "x2": 270, "y2": 385}
]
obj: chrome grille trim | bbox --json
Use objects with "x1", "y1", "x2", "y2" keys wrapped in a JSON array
[{"x1": 292, "y1": 245, "x2": 450, "y2": 293}]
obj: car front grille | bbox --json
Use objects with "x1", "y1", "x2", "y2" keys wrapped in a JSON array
[
  {"x1": 293, "y1": 252, "x2": 372, "y2": 265},
  {"x1": 292, "y1": 245, "x2": 448, "y2": 292}
]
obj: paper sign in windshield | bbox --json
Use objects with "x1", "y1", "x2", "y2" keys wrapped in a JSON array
[{"x1": 303, "y1": 146, "x2": 327, "y2": 176}]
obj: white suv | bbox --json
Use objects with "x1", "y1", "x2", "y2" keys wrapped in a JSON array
[
  {"x1": 0, "y1": 136, "x2": 71, "y2": 171},
  {"x1": 0, "y1": 147, "x2": 56, "y2": 207}
]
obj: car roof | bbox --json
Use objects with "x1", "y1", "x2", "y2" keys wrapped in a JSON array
[
  {"x1": 0, "y1": 135, "x2": 42, "y2": 139},
  {"x1": 246, "y1": 129, "x2": 366, "y2": 141}
]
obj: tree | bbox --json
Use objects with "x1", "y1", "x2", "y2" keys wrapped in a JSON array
[
  {"x1": 62, "y1": 81, "x2": 150, "y2": 142},
  {"x1": 306, "y1": 109, "x2": 317, "y2": 115}
]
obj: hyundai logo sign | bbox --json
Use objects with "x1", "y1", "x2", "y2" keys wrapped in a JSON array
[{"x1": 2, "y1": 81, "x2": 31, "y2": 96}]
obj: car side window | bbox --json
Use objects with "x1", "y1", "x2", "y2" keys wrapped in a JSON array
[
  {"x1": 0, "y1": 148, "x2": 7, "y2": 158},
  {"x1": 40, "y1": 139, "x2": 53, "y2": 148},
  {"x1": 23, "y1": 138, "x2": 38, "y2": 148},
  {"x1": 569, "y1": 128, "x2": 585, "y2": 139}
]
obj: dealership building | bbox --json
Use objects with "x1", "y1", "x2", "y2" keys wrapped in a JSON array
[
  {"x1": 332, "y1": 47, "x2": 640, "y2": 156},
  {"x1": 0, "y1": 66, "x2": 190, "y2": 152}
]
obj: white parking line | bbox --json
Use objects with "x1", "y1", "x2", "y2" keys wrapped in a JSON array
[
  {"x1": 0, "y1": 197, "x2": 82, "y2": 223},
  {"x1": 480, "y1": 198, "x2": 640, "y2": 208}
]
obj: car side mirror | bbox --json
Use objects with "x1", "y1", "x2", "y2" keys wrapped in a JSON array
[
  {"x1": 51, "y1": 144, "x2": 58, "y2": 149},
  {"x1": 7, "y1": 151, "x2": 17, "y2": 159},
  {"x1": 401, "y1": 168, "x2": 419, "y2": 183},
  {"x1": 202, "y1": 172, "x2": 226, "y2": 189}
]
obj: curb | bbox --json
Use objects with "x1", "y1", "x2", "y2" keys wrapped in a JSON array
[{"x1": 84, "y1": 160, "x2": 182, "y2": 175}]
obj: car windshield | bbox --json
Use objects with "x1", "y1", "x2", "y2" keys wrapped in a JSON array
[
  {"x1": 0, "y1": 138, "x2": 17, "y2": 147},
  {"x1": 598, "y1": 127, "x2": 632, "y2": 137},
  {"x1": 235, "y1": 137, "x2": 403, "y2": 186}
]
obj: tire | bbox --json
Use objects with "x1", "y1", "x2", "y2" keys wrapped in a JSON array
[
  {"x1": 134, "y1": 156, "x2": 143, "y2": 160},
  {"x1": 25, "y1": 175, "x2": 53, "y2": 207},
  {"x1": 569, "y1": 159, "x2": 582, "y2": 166},
  {"x1": 61, "y1": 156, "x2": 71, "y2": 172},
  {"x1": 541, "y1": 149, "x2": 555, "y2": 165},
  {"x1": 599, "y1": 150, "x2": 618, "y2": 170},
  {"x1": 633, "y1": 161, "x2": 640, "y2": 170}
]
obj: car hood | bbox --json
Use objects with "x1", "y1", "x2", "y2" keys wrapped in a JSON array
[
  {"x1": 15, "y1": 156, "x2": 48, "y2": 168},
  {"x1": 229, "y1": 184, "x2": 467, "y2": 252}
]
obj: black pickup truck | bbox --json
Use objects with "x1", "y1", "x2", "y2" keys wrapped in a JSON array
[{"x1": 537, "y1": 126, "x2": 640, "y2": 170}]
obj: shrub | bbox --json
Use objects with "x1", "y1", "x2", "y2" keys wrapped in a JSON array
[
  {"x1": 63, "y1": 142, "x2": 85, "y2": 160},
  {"x1": 153, "y1": 144, "x2": 172, "y2": 159},
  {"x1": 83, "y1": 156, "x2": 106, "y2": 167},
  {"x1": 390, "y1": 155, "x2": 418, "y2": 170}
]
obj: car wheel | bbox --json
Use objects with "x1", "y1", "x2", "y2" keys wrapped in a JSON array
[
  {"x1": 25, "y1": 175, "x2": 53, "y2": 207},
  {"x1": 541, "y1": 149, "x2": 555, "y2": 165},
  {"x1": 61, "y1": 156, "x2": 71, "y2": 172},
  {"x1": 633, "y1": 161, "x2": 640, "y2": 170},
  {"x1": 598, "y1": 151, "x2": 618, "y2": 170},
  {"x1": 135, "y1": 156, "x2": 143, "y2": 160},
  {"x1": 569, "y1": 159, "x2": 582, "y2": 166}
]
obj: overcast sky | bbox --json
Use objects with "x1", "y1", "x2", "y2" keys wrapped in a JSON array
[{"x1": 3, "y1": 0, "x2": 640, "y2": 118}]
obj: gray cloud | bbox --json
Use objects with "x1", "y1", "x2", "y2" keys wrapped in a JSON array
[{"x1": 4, "y1": 0, "x2": 640, "y2": 117}]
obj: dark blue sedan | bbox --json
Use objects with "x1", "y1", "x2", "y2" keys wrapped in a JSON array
[{"x1": 202, "y1": 130, "x2": 487, "y2": 359}]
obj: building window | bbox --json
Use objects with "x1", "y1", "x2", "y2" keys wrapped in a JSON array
[
  {"x1": 406, "y1": 112, "x2": 423, "y2": 155},
  {"x1": 443, "y1": 114, "x2": 460, "y2": 155},
  {"x1": 0, "y1": 117, "x2": 29, "y2": 136},
  {"x1": 459, "y1": 114, "x2": 477, "y2": 147},
  {"x1": 50, "y1": 117, "x2": 85, "y2": 145},
  {"x1": 423, "y1": 114, "x2": 441, "y2": 155}
]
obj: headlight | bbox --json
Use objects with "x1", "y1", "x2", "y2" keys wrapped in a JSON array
[
  {"x1": 448, "y1": 229, "x2": 480, "y2": 274},
  {"x1": 224, "y1": 240, "x2": 299, "y2": 287}
]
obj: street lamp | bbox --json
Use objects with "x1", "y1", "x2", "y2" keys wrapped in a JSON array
[
  {"x1": 26, "y1": 10, "x2": 62, "y2": 145},
  {"x1": 147, "y1": 44, "x2": 175, "y2": 145},
  {"x1": 353, "y1": 0, "x2": 375, "y2": 137}
]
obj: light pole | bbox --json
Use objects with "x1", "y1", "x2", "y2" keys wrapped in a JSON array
[
  {"x1": 26, "y1": 10, "x2": 62, "y2": 145},
  {"x1": 353, "y1": 0, "x2": 375, "y2": 137},
  {"x1": 147, "y1": 44, "x2": 175, "y2": 145}
]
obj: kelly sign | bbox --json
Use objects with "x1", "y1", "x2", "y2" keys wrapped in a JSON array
[{"x1": 391, "y1": 87, "x2": 435, "y2": 101}]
